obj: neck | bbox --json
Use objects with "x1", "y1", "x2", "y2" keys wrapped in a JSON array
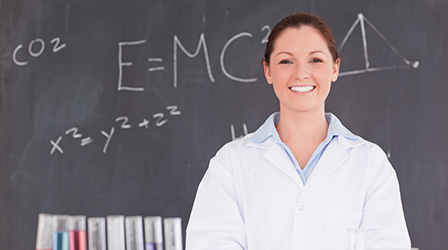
[{"x1": 276, "y1": 109, "x2": 328, "y2": 144}]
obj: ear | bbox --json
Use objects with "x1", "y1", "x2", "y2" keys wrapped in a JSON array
[
  {"x1": 331, "y1": 58, "x2": 340, "y2": 82},
  {"x1": 263, "y1": 61, "x2": 273, "y2": 85}
]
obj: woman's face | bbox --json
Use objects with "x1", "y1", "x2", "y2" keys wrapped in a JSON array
[{"x1": 263, "y1": 26, "x2": 340, "y2": 115}]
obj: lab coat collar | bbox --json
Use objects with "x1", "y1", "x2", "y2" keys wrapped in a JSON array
[
  {"x1": 245, "y1": 112, "x2": 364, "y2": 189},
  {"x1": 248, "y1": 112, "x2": 360, "y2": 144},
  {"x1": 245, "y1": 135, "x2": 364, "y2": 190}
]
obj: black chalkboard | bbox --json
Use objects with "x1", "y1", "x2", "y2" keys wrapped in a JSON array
[{"x1": 1, "y1": 0, "x2": 447, "y2": 249}]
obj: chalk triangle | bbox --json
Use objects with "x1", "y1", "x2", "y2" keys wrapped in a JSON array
[{"x1": 338, "y1": 13, "x2": 419, "y2": 77}]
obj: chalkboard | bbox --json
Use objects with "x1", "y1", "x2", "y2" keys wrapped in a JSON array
[{"x1": 1, "y1": 0, "x2": 447, "y2": 249}]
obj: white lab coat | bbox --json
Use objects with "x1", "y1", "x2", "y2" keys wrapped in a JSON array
[{"x1": 186, "y1": 131, "x2": 411, "y2": 250}]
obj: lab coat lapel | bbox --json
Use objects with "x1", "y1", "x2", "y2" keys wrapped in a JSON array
[
  {"x1": 258, "y1": 140, "x2": 304, "y2": 189},
  {"x1": 301, "y1": 137, "x2": 348, "y2": 198}
]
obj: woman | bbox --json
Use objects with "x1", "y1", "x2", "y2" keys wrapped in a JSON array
[{"x1": 186, "y1": 12, "x2": 411, "y2": 250}]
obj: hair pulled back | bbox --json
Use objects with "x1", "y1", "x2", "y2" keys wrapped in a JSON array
[{"x1": 264, "y1": 12, "x2": 339, "y2": 65}]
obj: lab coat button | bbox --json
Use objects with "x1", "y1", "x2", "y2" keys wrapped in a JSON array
[{"x1": 299, "y1": 205, "x2": 304, "y2": 211}]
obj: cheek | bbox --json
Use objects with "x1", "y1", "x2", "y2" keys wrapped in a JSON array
[
  {"x1": 313, "y1": 68, "x2": 333, "y2": 95},
  {"x1": 315, "y1": 67, "x2": 335, "y2": 83},
  {"x1": 270, "y1": 67, "x2": 291, "y2": 83},
  {"x1": 271, "y1": 81, "x2": 284, "y2": 97}
]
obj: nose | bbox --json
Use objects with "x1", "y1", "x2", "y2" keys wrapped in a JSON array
[{"x1": 294, "y1": 63, "x2": 310, "y2": 81}]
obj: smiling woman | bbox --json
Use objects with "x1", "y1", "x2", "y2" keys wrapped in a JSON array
[
  {"x1": 263, "y1": 26, "x2": 339, "y2": 129},
  {"x1": 186, "y1": 12, "x2": 411, "y2": 250}
]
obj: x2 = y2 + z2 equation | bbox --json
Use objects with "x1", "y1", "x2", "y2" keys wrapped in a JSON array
[{"x1": 49, "y1": 105, "x2": 182, "y2": 155}]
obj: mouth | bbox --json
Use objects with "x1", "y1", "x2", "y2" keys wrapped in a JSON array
[{"x1": 289, "y1": 85, "x2": 316, "y2": 93}]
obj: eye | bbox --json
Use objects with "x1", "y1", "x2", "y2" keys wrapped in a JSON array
[
  {"x1": 310, "y1": 58, "x2": 323, "y2": 63},
  {"x1": 279, "y1": 59, "x2": 293, "y2": 64}
]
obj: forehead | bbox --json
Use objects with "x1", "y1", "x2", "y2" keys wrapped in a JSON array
[{"x1": 273, "y1": 26, "x2": 329, "y2": 53}]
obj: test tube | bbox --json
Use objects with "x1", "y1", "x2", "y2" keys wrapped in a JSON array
[
  {"x1": 107, "y1": 215, "x2": 126, "y2": 250},
  {"x1": 53, "y1": 215, "x2": 70, "y2": 250},
  {"x1": 144, "y1": 216, "x2": 164, "y2": 250},
  {"x1": 125, "y1": 216, "x2": 145, "y2": 250},
  {"x1": 69, "y1": 216, "x2": 86, "y2": 250},
  {"x1": 87, "y1": 217, "x2": 107, "y2": 250},
  {"x1": 36, "y1": 213, "x2": 53, "y2": 250},
  {"x1": 163, "y1": 218, "x2": 182, "y2": 250}
]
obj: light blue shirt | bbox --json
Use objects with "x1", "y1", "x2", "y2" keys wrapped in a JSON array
[{"x1": 248, "y1": 112, "x2": 360, "y2": 184}]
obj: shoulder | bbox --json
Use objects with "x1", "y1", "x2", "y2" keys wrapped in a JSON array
[
  {"x1": 209, "y1": 132, "x2": 270, "y2": 170},
  {"x1": 326, "y1": 113, "x2": 386, "y2": 155},
  {"x1": 333, "y1": 128, "x2": 393, "y2": 172},
  {"x1": 341, "y1": 135, "x2": 385, "y2": 154},
  {"x1": 339, "y1": 135, "x2": 396, "y2": 180},
  {"x1": 341, "y1": 133, "x2": 389, "y2": 157},
  {"x1": 213, "y1": 133, "x2": 260, "y2": 158}
]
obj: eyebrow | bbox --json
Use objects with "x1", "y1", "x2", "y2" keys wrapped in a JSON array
[
  {"x1": 274, "y1": 52, "x2": 293, "y2": 57},
  {"x1": 309, "y1": 50, "x2": 326, "y2": 55},
  {"x1": 274, "y1": 50, "x2": 327, "y2": 57}
]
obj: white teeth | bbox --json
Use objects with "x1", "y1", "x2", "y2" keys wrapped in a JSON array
[{"x1": 290, "y1": 86, "x2": 315, "y2": 93}]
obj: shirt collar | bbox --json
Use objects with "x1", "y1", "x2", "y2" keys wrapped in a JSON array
[{"x1": 248, "y1": 112, "x2": 359, "y2": 143}]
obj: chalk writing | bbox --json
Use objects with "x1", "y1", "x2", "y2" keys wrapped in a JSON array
[
  {"x1": 153, "y1": 113, "x2": 168, "y2": 127},
  {"x1": 101, "y1": 127, "x2": 115, "y2": 154},
  {"x1": 22, "y1": 13, "x2": 421, "y2": 156},
  {"x1": 118, "y1": 25, "x2": 272, "y2": 91},
  {"x1": 50, "y1": 136, "x2": 64, "y2": 155},
  {"x1": 118, "y1": 40, "x2": 147, "y2": 91},
  {"x1": 174, "y1": 33, "x2": 215, "y2": 88},
  {"x1": 50, "y1": 105, "x2": 182, "y2": 155},
  {"x1": 13, "y1": 13, "x2": 420, "y2": 91},
  {"x1": 260, "y1": 25, "x2": 271, "y2": 44},
  {"x1": 148, "y1": 58, "x2": 165, "y2": 72},
  {"x1": 220, "y1": 32, "x2": 258, "y2": 83},
  {"x1": 166, "y1": 105, "x2": 181, "y2": 116},
  {"x1": 116, "y1": 116, "x2": 132, "y2": 129},
  {"x1": 339, "y1": 13, "x2": 419, "y2": 76},
  {"x1": 80, "y1": 137, "x2": 94, "y2": 147},
  {"x1": 138, "y1": 119, "x2": 150, "y2": 129},
  {"x1": 65, "y1": 127, "x2": 83, "y2": 139},
  {"x1": 13, "y1": 37, "x2": 66, "y2": 66}
]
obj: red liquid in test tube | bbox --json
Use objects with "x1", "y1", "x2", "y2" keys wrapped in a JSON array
[
  {"x1": 69, "y1": 230, "x2": 86, "y2": 250},
  {"x1": 69, "y1": 216, "x2": 87, "y2": 250}
]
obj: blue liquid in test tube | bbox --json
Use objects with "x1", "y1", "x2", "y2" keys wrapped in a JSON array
[
  {"x1": 145, "y1": 243, "x2": 155, "y2": 250},
  {"x1": 144, "y1": 216, "x2": 164, "y2": 250},
  {"x1": 53, "y1": 215, "x2": 70, "y2": 250}
]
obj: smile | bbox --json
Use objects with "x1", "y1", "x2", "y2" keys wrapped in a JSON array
[{"x1": 289, "y1": 86, "x2": 315, "y2": 93}]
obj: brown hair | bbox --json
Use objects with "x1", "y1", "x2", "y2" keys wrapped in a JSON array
[{"x1": 264, "y1": 12, "x2": 339, "y2": 65}]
